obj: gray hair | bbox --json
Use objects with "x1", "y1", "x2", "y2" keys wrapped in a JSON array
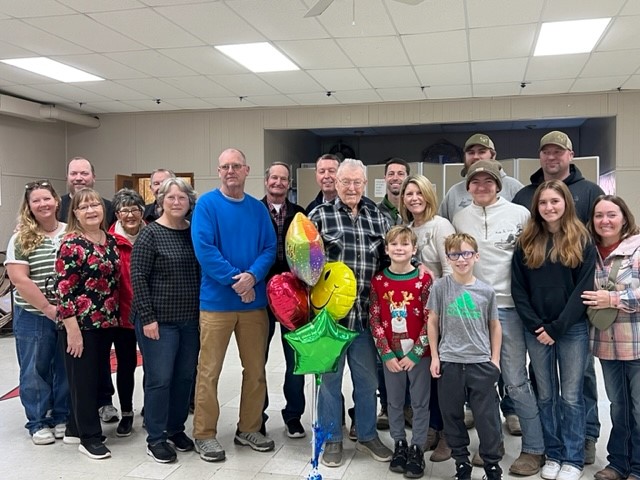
[
  {"x1": 264, "y1": 162, "x2": 291, "y2": 181},
  {"x1": 112, "y1": 188, "x2": 144, "y2": 212},
  {"x1": 338, "y1": 158, "x2": 367, "y2": 179},
  {"x1": 156, "y1": 177, "x2": 197, "y2": 215},
  {"x1": 150, "y1": 168, "x2": 176, "y2": 182}
]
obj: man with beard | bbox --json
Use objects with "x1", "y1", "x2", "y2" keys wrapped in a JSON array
[{"x1": 377, "y1": 158, "x2": 410, "y2": 226}]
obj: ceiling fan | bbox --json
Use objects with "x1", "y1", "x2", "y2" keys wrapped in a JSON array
[{"x1": 304, "y1": 0, "x2": 425, "y2": 18}]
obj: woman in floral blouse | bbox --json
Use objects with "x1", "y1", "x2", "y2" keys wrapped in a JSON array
[{"x1": 55, "y1": 188, "x2": 120, "y2": 460}]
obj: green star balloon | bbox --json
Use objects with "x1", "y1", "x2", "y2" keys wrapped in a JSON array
[{"x1": 284, "y1": 308, "x2": 358, "y2": 375}]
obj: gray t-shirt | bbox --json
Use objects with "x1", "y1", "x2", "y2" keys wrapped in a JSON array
[{"x1": 427, "y1": 275, "x2": 498, "y2": 363}]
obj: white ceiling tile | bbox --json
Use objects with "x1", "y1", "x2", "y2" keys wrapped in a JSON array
[
  {"x1": 51, "y1": 54, "x2": 147, "y2": 80},
  {"x1": 209, "y1": 74, "x2": 280, "y2": 96},
  {"x1": 276, "y1": 39, "x2": 354, "y2": 69},
  {"x1": 541, "y1": 0, "x2": 626, "y2": 21},
  {"x1": 414, "y1": 62, "x2": 470, "y2": 86},
  {"x1": 376, "y1": 87, "x2": 426, "y2": 102},
  {"x1": 338, "y1": 36, "x2": 409, "y2": 67},
  {"x1": 122, "y1": 98, "x2": 185, "y2": 110},
  {"x1": 27, "y1": 82, "x2": 111, "y2": 103},
  {"x1": 105, "y1": 51, "x2": 197, "y2": 77},
  {"x1": 0, "y1": 39, "x2": 34, "y2": 58},
  {"x1": 89, "y1": 8, "x2": 204, "y2": 49},
  {"x1": 0, "y1": 0, "x2": 74, "y2": 17},
  {"x1": 286, "y1": 92, "x2": 340, "y2": 106},
  {"x1": 1, "y1": 84, "x2": 76, "y2": 103},
  {"x1": 333, "y1": 89, "x2": 383, "y2": 104},
  {"x1": 469, "y1": 24, "x2": 537, "y2": 61},
  {"x1": 621, "y1": 2, "x2": 640, "y2": 15},
  {"x1": 259, "y1": 71, "x2": 323, "y2": 94},
  {"x1": 25, "y1": 15, "x2": 145, "y2": 53},
  {"x1": 519, "y1": 79, "x2": 575, "y2": 95},
  {"x1": 57, "y1": 0, "x2": 145, "y2": 12},
  {"x1": 0, "y1": 19, "x2": 90, "y2": 55},
  {"x1": 203, "y1": 96, "x2": 256, "y2": 108},
  {"x1": 155, "y1": 3, "x2": 263, "y2": 45},
  {"x1": 425, "y1": 84, "x2": 473, "y2": 99},
  {"x1": 581, "y1": 50, "x2": 640, "y2": 77},
  {"x1": 467, "y1": 0, "x2": 544, "y2": 27},
  {"x1": 0, "y1": 63, "x2": 62, "y2": 85},
  {"x1": 139, "y1": 0, "x2": 209, "y2": 5},
  {"x1": 360, "y1": 66, "x2": 420, "y2": 88},
  {"x1": 116, "y1": 78, "x2": 191, "y2": 98},
  {"x1": 316, "y1": 0, "x2": 396, "y2": 37},
  {"x1": 163, "y1": 76, "x2": 232, "y2": 98},
  {"x1": 158, "y1": 97, "x2": 218, "y2": 109},
  {"x1": 160, "y1": 47, "x2": 246, "y2": 76},
  {"x1": 307, "y1": 68, "x2": 371, "y2": 91},
  {"x1": 70, "y1": 80, "x2": 149, "y2": 101},
  {"x1": 69, "y1": 101, "x2": 142, "y2": 113},
  {"x1": 389, "y1": 0, "x2": 466, "y2": 34},
  {"x1": 473, "y1": 82, "x2": 521, "y2": 97},
  {"x1": 472, "y1": 58, "x2": 528, "y2": 84},
  {"x1": 402, "y1": 30, "x2": 468, "y2": 64},
  {"x1": 246, "y1": 95, "x2": 298, "y2": 107},
  {"x1": 622, "y1": 75, "x2": 640, "y2": 89},
  {"x1": 597, "y1": 16, "x2": 640, "y2": 51},
  {"x1": 570, "y1": 76, "x2": 629, "y2": 93},
  {"x1": 525, "y1": 54, "x2": 589, "y2": 81}
]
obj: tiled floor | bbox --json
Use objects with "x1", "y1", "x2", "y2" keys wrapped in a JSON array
[{"x1": 0, "y1": 332, "x2": 611, "y2": 480}]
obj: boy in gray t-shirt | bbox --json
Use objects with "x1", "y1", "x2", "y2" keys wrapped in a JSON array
[{"x1": 427, "y1": 233, "x2": 503, "y2": 480}]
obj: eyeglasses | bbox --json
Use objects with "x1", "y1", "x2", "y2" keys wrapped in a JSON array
[
  {"x1": 219, "y1": 163, "x2": 246, "y2": 172},
  {"x1": 446, "y1": 250, "x2": 476, "y2": 261},
  {"x1": 119, "y1": 208, "x2": 142, "y2": 216},
  {"x1": 25, "y1": 180, "x2": 51, "y2": 191},
  {"x1": 338, "y1": 179, "x2": 364, "y2": 188},
  {"x1": 75, "y1": 202, "x2": 102, "y2": 212}
]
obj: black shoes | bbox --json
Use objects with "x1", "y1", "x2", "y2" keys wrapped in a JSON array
[
  {"x1": 147, "y1": 441, "x2": 177, "y2": 463},
  {"x1": 389, "y1": 439, "x2": 408, "y2": 473},
  {"x1": 79, "y1": 442, "x2": 111, "y2": 460},
  {"x1": 285, "y1": 419, "x2": 306, "y2": 439},
  {"x1": 167, "y1": 432, "x2": 195, "y2": 452},
  {"x1": 405, "y1": 444, "x2": 425, "y2": 478},
  {"x1": 116, "y1": 413, "x2": 133, "y2": 437},
  {"x1": 484, "y1": 463, "x2": 503, "y2": 480},
  {"x1": 456, "y1": 461, "x2": 473, "y2": 480}
]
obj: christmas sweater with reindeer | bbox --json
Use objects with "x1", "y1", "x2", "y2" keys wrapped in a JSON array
[{"x1": 369, "y1": 267, "x2": 433, "y2": 363}]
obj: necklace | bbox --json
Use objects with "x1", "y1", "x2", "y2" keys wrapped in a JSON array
[{"x1": 41, "y1": 221, "x2": 59, "y2": 233}]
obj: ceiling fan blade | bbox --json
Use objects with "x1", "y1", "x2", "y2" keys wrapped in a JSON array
[
  {"x1": 304, "y1": 0, "x2": 335, "y2": 17},
  {"x1": 393, "y1": 0, "x2": 425, "y2": 5}
]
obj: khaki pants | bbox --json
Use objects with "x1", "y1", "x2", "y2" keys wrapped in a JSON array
[{"x1": 192, "y1": 309, "x2": 268, "y2": 439}]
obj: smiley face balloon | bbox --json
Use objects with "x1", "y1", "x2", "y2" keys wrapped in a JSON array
[
  {"x1": 310, "y1": 261, "x2": 357, "y2": 321},
  {"x1": 285, "y1": 213, "x2": 325, "y2": 287}
]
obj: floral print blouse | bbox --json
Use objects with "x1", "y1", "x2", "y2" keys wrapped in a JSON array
[{"x1": 55, "y1": 232, "x2": 120, "y2": 330}]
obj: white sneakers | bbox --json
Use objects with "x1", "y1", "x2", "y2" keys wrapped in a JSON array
[
  {"x1": 32, "y1": 428, "x2": 55, "y2": 445},
  {"x1": 541, "y1": 461, "x2": 583, "y2": 480}
]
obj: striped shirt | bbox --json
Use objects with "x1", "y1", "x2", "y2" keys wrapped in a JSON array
[{"x1": 5, "y1": 226, "x2": 66, "y2": 315}]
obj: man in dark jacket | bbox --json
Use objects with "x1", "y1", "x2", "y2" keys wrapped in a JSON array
[
  {"x1": 305, "y1": 153, "x2": 341, "y2": 213},
  {"x1": 260, "y1": 161, "x2": 307, "y2": 439}
]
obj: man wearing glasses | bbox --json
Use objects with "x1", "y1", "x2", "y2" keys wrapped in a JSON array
[
  {"x1": 309, "y1": 158, "x2": 393, "y2": 468},
  {"x1": 190, "y1": 148, "x2": 277, "y2": 463},
  {"x1": 452, "y1": 160, "x2": 546, "y2": 477}
]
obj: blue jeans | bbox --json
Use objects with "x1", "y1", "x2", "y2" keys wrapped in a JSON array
[
  {"x1": 600, "y1": 358, "x2": 640, "y2": 478},
  {"x1": 14, "y1": 307, "x2": 69, "y2": 434},
  {"x1": 584, "y1": 353, "x2": 601, "y2": 442},
  {"x1": 135, "y1": 320, "x2": 200, "y2": 445},
  {"x1": 499, "y1": 308, "x2": 544, "y2": 454},
  {"x1": 319, "y1": 328, "x2": 378, "y2": 443},
  {"x1": 526, "y1": 321, "x2": 588, "y2": 469}
]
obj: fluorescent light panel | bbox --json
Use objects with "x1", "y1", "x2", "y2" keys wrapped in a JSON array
[
  {"x1": 534, "y1": 18, "x2": 611, "y2": 56},
  {"x1": 215, "y1": 42, "x2": 299, "y2": 73},
  {"x1": 0, "y1": 57, "x2": 103, "y2": 82}
]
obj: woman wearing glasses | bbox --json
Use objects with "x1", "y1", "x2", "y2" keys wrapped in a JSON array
[
  {"x1": 55, "y1": 188, "x2": 120, "y2": 460},
  {"x1": 95, "y1": 189, "x2": 146, "y2": 437},
  {"x1": 5, "y1": 180, "x2": 69, "y2": 445},
  {"x1": 511, "y1": 180, "x2": 596, "y2": 480}
]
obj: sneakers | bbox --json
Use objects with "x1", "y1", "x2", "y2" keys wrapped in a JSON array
[
  {"x1": 32, "y1": 428, "x2": 55, "y2": 445},
  {"x1": 194, "y1": 438, "x2": 225, "y2": 462},
  {"x1": 116, "y1": 413, "x2": 133, "y2": 437},
  {"x1": 424, "y1": 428, "x2": 439, "y2": 451},
  {"x1": 285, "y1": 419, "x2": 306, "y2": 439},
  {"x1": 430, "y1": 433, "x2": 451, "y2": 462},
  {"x1": 79, "y1": 442, "x2": 111, "y2": 460},
  {"x1": 321, "y1": 441, "x2": 343, "y2": 467},
  {"x1": 53, "y1": 424, "x2": 66, "y2": 439},
  {"x1": 594, "y1": 467, "x2": 624, "y2": 480},
  {"x1": 64, "y1": 434, "x2": 106, "y2": 445},
  {"x1": 557, "y1": 465, "x2": 583, "y2": 480},
  {"x1": 389, "y1": 439, "x2": 408, "y2": 473},
  {"x1": 147, "y1": 441, "x2": 177, "y2": 463},
  {"x1": 167, "y1": 432, "x2": 194, "y2": 452},
  {"x1": 234, "y1": 431, "x2": 275, "y2": 452},
  {"x1": 484, "y1": 463, "x2": 503, "y2": 480},
  {"x1": 355, "y1": 436, "x2": 393, "y2": 462},
  {"x1": 584, "y1": 439, "x2": 596, "y2": 465},
  {"x1": 98, "y1": 405, "x2": 119, "y2": 423},
  {"x1": 509, "y1": 452, "x2": 545, "y2": 476},
  {"x1": 456, "y1": 461, "x2": 473, "y2": 480},
  {"x1": 405, "y1": 444, "x2": 425, "y2": 478},
  {"x1": 348, "y1": 422, "x2": 357, "y2": 441},
  {"x1": 541, "y1": 460, "x2": 562, "y2": 480},
  {"x1": 505, "y1": 414, "x2": 522, "y2": 436},
  {"x1": 377, "y1": 407, "x2": 390, "y2": 430},
  {"x1": 464, "y1": 406, "x2": 475, "y2": 429}
]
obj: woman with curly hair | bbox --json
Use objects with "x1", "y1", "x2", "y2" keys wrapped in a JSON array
[
  {"x1": 511, "y1": 180, "x2": 596, "y2": 480},
  {"x1": 5, "y1": 180, "x2": 68, "y2": 445},
  {"x1": 55, "y1": 188, "x2": 120, "y2": 460}
]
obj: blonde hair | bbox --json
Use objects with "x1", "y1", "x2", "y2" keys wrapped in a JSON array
[
  {"x1": 385, "y1": 225, "x2": 417, "y2": 246},
  {"x1": 399, "y1": 174, "x2": 438, "y2": 224},
  {"x1": 16, "y1": 181, "x2": 61, "y2": 256},
  {"x1": 65, "y1": 188, "x2": 107, "y2": 235},
  {"x1": 517, "y1": 180, "x2": 590, "y2": 269}
]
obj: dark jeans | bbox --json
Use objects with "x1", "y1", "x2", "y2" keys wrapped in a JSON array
[
  {"x1": 135, "y1": 320, "x2": 199, "y2": 445},
  {"x1": 98, "y1": 327, "x2": 137, "y2": 412},
  {"x1": 60, "y1": 328, "x2": 112, "y2": 443}
]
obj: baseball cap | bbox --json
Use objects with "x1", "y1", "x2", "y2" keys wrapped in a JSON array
[
  {"x1": 466, "y1": 160, "x2": 502, "y2": 192},
  {"x1": 464, "y1": 133, "x2": 495, "y2": 151},
  {"x1": 540, "y1": 131, "x2": 573, "y2": 151}
]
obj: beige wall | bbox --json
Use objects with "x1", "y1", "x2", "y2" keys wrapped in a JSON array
[{"x1": 2, "y1": 90, "x2": 640, "y2": 248}]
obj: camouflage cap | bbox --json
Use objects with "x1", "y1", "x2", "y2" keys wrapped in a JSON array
[
  {"x1": 464, "y1": 133, "x2": 495, "y2": 151},
  {"x1": 540, "y1": 131, "x2": 573, "y2": 151},
  {"x1": 466, "y1": 159, "x2": 502, "y2": 192}
]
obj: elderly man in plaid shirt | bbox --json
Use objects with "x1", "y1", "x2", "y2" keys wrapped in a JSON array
[{"x1": 309, "y1": 158, "x2": 393, "y2": 468}]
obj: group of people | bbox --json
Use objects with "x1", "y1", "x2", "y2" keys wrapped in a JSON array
[{"x1": 5, "y1": 132, "x2": 640, "y2": 480}]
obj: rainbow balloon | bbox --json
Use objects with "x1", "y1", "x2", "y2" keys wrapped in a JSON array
[{"x1": 286, "y1": 213, "x2": 325, "y2": 287}]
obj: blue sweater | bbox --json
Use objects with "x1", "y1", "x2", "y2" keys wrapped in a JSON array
[{"x1": 191, "y1": 189, "x2": 276, "y2": 312}]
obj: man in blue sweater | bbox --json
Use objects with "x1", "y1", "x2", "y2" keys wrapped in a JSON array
[{"x1": 191, "y1": 148, "x2": 277, "y2": 463}]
